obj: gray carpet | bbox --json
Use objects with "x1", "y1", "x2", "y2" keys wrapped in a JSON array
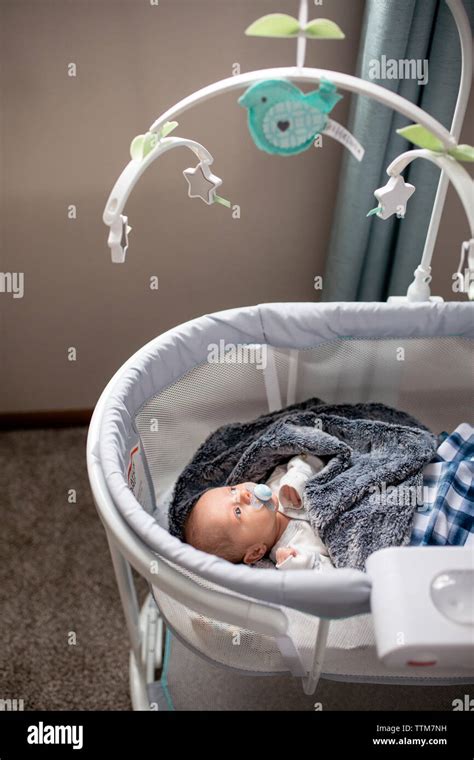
[{"x1": 0, "y1": 427, "x2": 470, "y2": 710}]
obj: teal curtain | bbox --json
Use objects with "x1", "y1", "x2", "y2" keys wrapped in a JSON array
[{"x1": 323, "y1": 0, "x2": 473, "y2": 301}]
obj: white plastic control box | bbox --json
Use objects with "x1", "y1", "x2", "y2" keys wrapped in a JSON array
[{"x1": 366, "y1": 546, "x2": 474, "y2": 670}]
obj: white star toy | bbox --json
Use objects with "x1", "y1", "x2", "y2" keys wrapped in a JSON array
[
  {"x1": 108, "y1": 214, "x2": 132, "y2": 263},
  {"x1": 183, "y1": 161, "x2": 223, "y2": 205},
  {"x1": 371, "y1": 175, "x2": 415, "y2": 219}
]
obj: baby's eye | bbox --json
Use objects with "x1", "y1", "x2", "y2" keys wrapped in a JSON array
[
  {"x1": 230, "y1": 487, "x2": 239, "y2": 504},
  {"x1": 234, "y1": 506, "x2": 242, "y2": 518}
]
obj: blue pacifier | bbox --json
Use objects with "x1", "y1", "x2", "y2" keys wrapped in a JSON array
[{"x1": 249, "y1": 483, "x2": 276, "y2": 511}]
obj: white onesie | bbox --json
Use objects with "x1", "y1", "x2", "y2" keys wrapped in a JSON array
[{"x1": 265, "y1": 454, "x2": 333, "y2": 571}]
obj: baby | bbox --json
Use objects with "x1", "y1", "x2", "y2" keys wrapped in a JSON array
[{"x1": 184, "y1": 454, "x2": 333, "y2": 570}]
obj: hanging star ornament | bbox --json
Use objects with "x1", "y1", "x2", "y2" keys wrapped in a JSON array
[
  {"x1": 108, "y1": 214, "x2": 132, "y2": 263},
  {"x1": 367, "y1": 175, "x2": 415, "y2": 220},
  {"x1": 183, "y1": 161, "x2": 223, "y2": 205}
]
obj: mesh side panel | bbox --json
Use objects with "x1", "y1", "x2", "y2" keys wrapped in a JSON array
[
  {"x1": 391, "y1": 337, "x2": 473, "y2": 431},
  {"x1": 295, "y1": 337, "x2": 473, "y2": 432},
  {"x1": 155, "y1": 592, "x2": 286, "y2": 673},
  {"x1": 151, "y1": 560, "x2": 375, "y2": 675},
  {"x1": 151, "y1": 560, "x2": 289, "y2": 673},
  {"x1": 136, "y1": 337, "x2": 473, "y2": 504}
]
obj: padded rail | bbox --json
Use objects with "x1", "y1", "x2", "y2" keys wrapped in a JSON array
[{"x1": 87, "y1": 302, "x2": 473, "y2": 619}]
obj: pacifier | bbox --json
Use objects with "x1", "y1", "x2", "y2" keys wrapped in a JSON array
[{"x1": 247, "y1": 483, "x2": 276, "y2": 511}]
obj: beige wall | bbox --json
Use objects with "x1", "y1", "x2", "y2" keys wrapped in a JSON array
[{"x1": 0, "y1": 0, "x2": 470, "y2": 414}]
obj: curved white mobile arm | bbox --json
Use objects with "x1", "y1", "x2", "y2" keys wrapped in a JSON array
[
  {"x1": 148, "y1": 68, "x2": 456, "y2": 150},
  {"x1": 387, "y1": 149, "x2": 474, "y2": 303},
  {"x1": 103, "y1": 136, "x2": 213, "y2": 226},
  {"x1": 104, "y1": 67, "x2": 457, "y2": 263},
  {"x1": 104, "y1": 0, "x2": 469, "y2": 271},
  {"x1": 386, "y1": 148, "x2": 474, "y2": 303},
  {"x1": 103, "y1": 136, "x2": 216, "y2": 261},
  {"x1": 387, "y1": 150, "x2": 474, "y2": 237}
]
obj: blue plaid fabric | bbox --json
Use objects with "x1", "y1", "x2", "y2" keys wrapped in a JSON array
[{"x1": 410, "y1": 424, "x2": 474, "y2": 547}]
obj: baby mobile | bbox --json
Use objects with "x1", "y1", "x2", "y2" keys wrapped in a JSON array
[
  {"x1": 104, "y1": 2, "x2": 363, "y2": 262},
  {"x1": 104, "y1": 0, "x2": 473, "y2": 286}
]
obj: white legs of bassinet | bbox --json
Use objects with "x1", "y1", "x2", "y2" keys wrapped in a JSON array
[
  {"x1": 149, "y1": 599, "x2": 164, "y2": 672},
  {"x1": 302, "y1": 618, "x2": 331, "y2": 695},
  {"x1": 108, "y1": 528, "x2": 333, "y2": 702},
  {"x1": 108, "y1": 537, "x2": 162, "y2": 710}
]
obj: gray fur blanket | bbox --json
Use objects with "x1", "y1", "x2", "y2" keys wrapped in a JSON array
[{"x1": 168, "y1": 399, "x2": 437, "y2": 570}]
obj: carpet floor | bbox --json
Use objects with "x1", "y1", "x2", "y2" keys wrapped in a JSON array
[{"x1": 0, "y1": 427, "x2": 470, "y2": 710}]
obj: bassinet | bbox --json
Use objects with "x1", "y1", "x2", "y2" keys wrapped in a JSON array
[
  {"x1": 87, "y1": 301, "x2": 474, "y2": 709},
  {"x1": 87, "y1": 0, "x2": 473, "y2": 709}
]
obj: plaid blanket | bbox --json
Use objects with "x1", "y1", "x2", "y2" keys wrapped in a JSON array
[{"x1": 410, "y1": 423, "x2": 474, "y2": 547}]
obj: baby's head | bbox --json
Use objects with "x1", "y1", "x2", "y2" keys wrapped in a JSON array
[{"x1": 184, "y1": 483, "x2": 279, "y2": 565}]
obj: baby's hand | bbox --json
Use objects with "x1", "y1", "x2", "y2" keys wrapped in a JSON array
[
  {"x1": 279, "y1": 484, "x2": 302, "y2": 508},
  {"x1": 276, "y1": 546, "x2": 299, "y2": 564}
]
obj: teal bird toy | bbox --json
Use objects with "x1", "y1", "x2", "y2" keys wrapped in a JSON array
[{"x1": 238, "y1": 77, "x2": 342, "y2": 156}]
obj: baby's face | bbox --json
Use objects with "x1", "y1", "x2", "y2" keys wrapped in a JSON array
[{"x1": 193, "y1": 482, "x2": 278, "y2": 559}]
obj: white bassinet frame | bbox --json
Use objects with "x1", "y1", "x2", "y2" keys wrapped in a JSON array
[
  {"x1": 88, "y1": 0, "x2": 474, "y2": 709},
  {"x1": 88, "y1": 303, "x2": 474, "y2": 709}
]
